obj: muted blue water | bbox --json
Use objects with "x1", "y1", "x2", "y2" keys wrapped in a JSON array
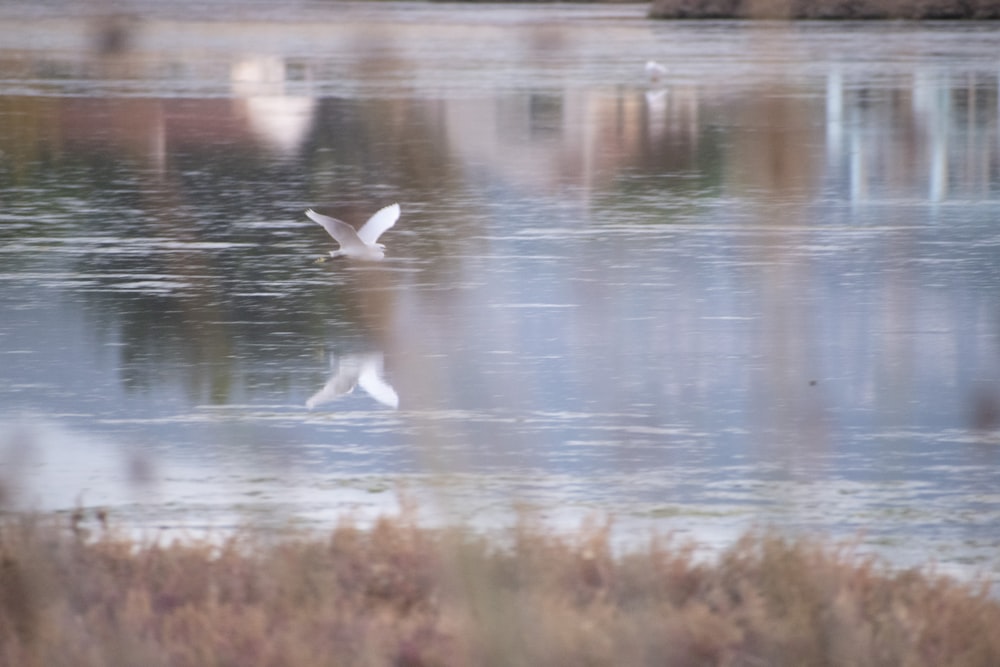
[{"x1": 1, "y1": 4, "x2": 999, "y2": 579}]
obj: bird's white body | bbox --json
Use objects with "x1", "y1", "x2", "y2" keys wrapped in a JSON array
[
  {"x1": 306, "y1": 203, "x2": 400, "y2": 261},
  {"x1": 306, "y1": 353, "x2": 399, "y2": 409},
  {"x1": 645, "y1": 60, "x2": 667, "y2": 81}
]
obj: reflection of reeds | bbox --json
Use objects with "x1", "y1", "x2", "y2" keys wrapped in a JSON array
[{"x1": 1, "y1": 510, "x2": 997, "y2": 666}]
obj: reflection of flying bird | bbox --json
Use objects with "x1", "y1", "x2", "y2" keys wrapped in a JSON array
[
  {"x1": 645, "y1": 60, "x2": 667, "y2": 82},
  {"x1": 306, "y1": 203, "x2": 400, "y2": 261},
  {"x1": 306, "y1": 353, "x2": 399, "y2": 409}
]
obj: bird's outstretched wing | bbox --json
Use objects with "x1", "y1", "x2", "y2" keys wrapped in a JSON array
[
  {"x1": 358, "y1": 356, "x2": 399, "y2": 409},
  {"x1": 305, "y1": 357, "x2": 361, "y2": 409},
  {"x1": 305, "y1": 209, "x2": 367, "y2": 252},
  {"x1": 357, "y1": 203, "x2": 400, "y2": 246}
]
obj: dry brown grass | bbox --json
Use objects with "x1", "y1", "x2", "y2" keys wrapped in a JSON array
[{"x1": 0, "y1": 510, "x2": 997, "y2": 667}]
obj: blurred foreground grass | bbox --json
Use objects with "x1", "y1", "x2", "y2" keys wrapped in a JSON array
[{"x1": 1, "y1": 508, "x2": 998, "y2": 666}]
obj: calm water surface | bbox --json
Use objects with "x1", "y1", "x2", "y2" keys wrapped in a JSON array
[{"x1": 2, "y1": 3, "x2": 1000, "y2": 579}]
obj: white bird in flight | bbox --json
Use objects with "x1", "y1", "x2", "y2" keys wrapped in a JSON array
[
  {"x1": 306, "y1": 202, "x2": 400, "y2": 261},
  {"x1": 306, "y1": 353, "x2": 399, "y2": 410}
]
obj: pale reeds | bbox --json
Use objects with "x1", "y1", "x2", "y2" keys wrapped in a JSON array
[{"x1": 0, "y1": 510, "x2": 998, "y2": 667}]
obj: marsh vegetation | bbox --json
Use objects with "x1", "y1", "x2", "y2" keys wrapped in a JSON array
[{"x1": 1, "y1": 510, "x2": 998, "y2": 666}]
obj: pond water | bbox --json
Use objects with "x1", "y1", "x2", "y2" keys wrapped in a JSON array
[{"x1": 2, "y1": 3, "x2": 1000, "y2": 580}]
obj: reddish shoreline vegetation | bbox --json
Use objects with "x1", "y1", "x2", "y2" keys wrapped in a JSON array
[
  {"x1": 648, "y1": 0, "x2": 1000, "y2": 19},
  {"x1": 1, "y1": 510, "x2": 998, "y2": 666}
]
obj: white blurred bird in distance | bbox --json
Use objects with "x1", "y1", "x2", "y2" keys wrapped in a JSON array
[
  {"x1": 645, "y1": 60, "x2": 667, "y2": 82},
  {"x1": 306, "y1": 203, "x2": 400, "y2": 261},
  {"x1": 306, "y1": 353, "x2": 399, "y2": 410}
]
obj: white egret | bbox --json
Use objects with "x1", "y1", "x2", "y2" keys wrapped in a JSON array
[
  {"x1": 645, "y1": 60, "x2": 667, "y2": 82},
  {"x1": 306, "y1": 353, "x2": 399, "y2": 410},
  {"x1": 306, "y1": 203, "x2": 400, "y2": 261}
]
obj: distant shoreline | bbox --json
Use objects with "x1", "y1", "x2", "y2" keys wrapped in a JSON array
[
  {"x1": 648, "y1": 0, "x2": 1000, "y2": 19},
  {"x1": 427, "y1": 0, "x2": 1000, "y2": 20}
]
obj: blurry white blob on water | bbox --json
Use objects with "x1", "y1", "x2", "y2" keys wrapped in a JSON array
[
  {"x1": 645, "y1": 60, "x2": 667, "y2": 82},
  {"x1": 231, "y1": 57, "x2": 315, "y2": 155},
  {"x1": 306, "y1": 203, "x2": 400, "y2": 261},
  {"x1": 306, "y1": 353, "x2": 399, "y2": 410}
]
